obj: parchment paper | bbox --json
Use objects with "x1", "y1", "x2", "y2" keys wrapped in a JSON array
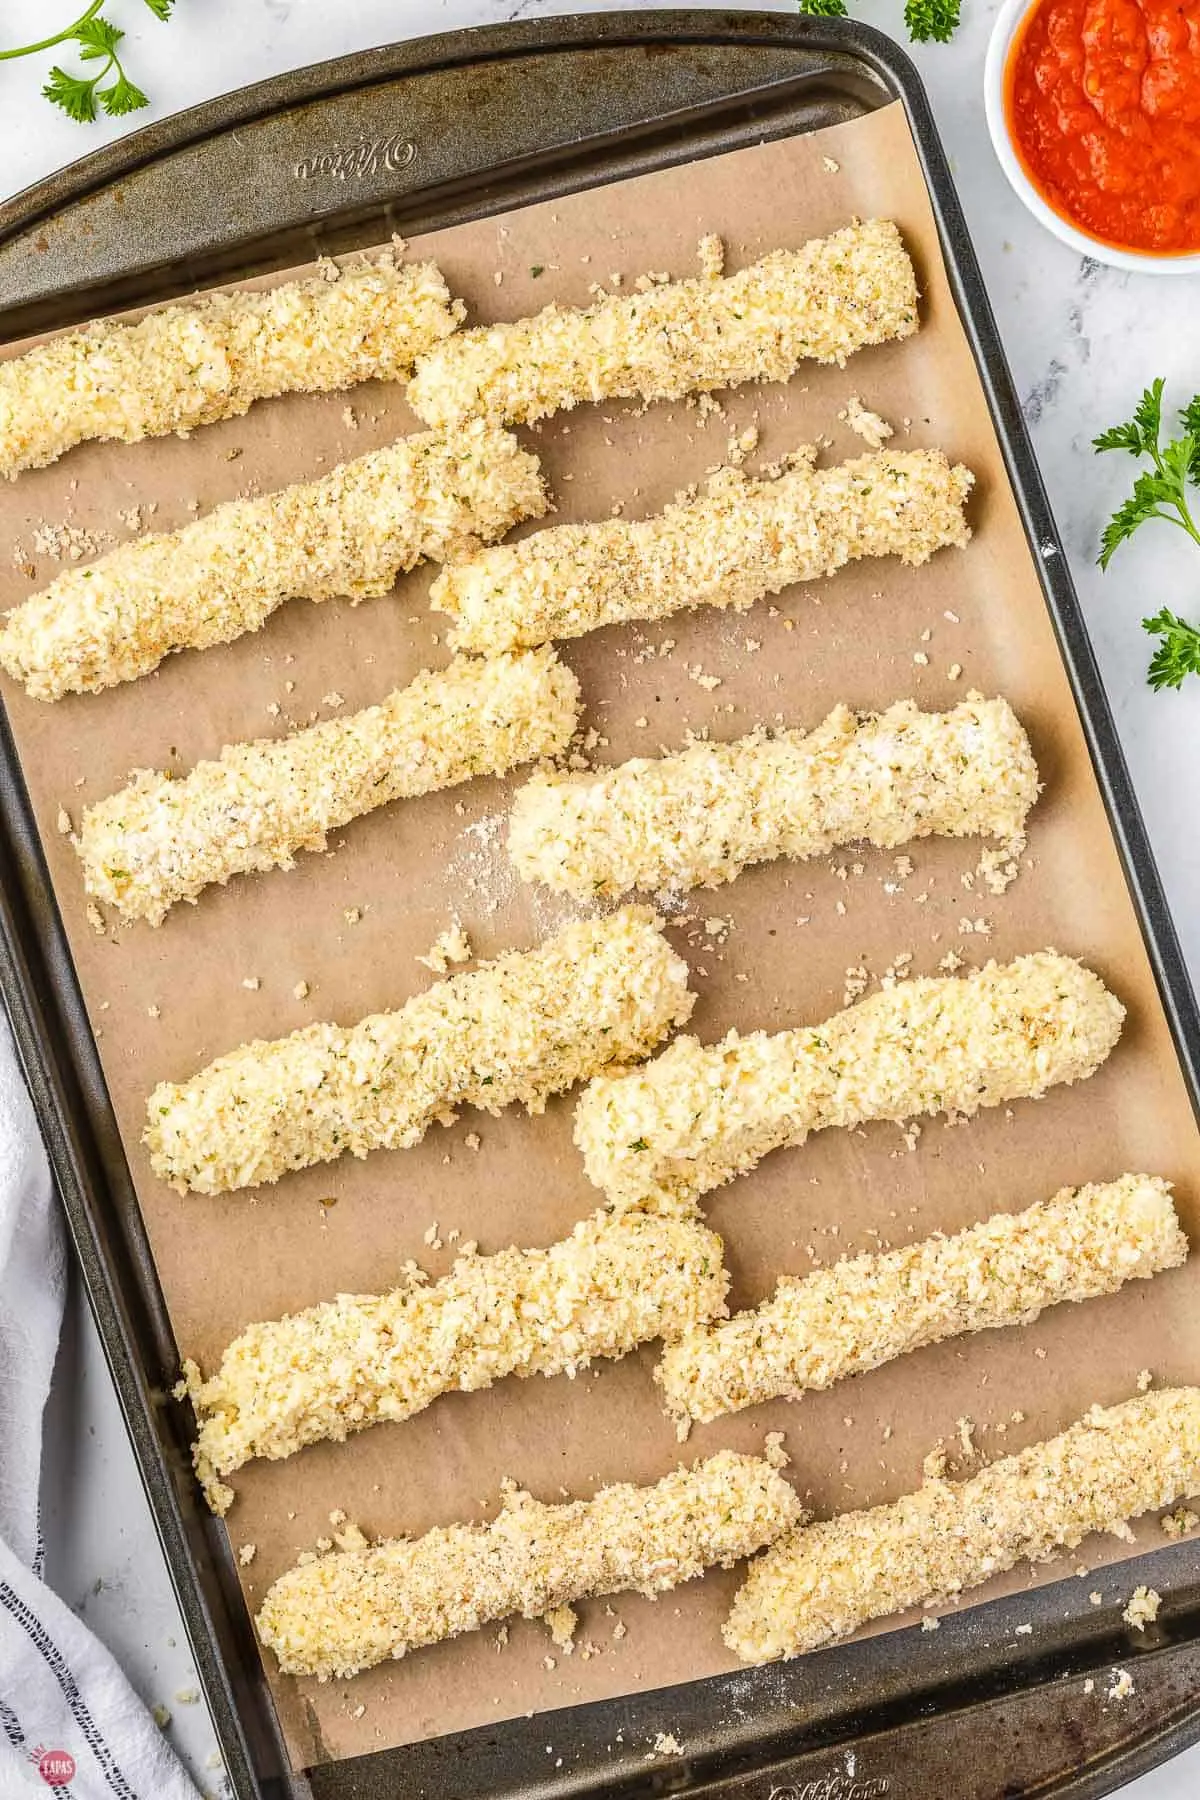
[{"x1": 3, "y1": 103, "x2": 1200, "y2": 1770}]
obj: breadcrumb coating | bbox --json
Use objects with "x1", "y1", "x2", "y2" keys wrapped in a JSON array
[
  {"x1": 187, "y1": 1208, "x2": 730, "y2": 1514},
  {"x1": 575, "y1": 953, "x2": 1125, "y2": 1209},
  {"x1": 146, "y1": 906, "x2": 694, "y2": 1195},
  {"x1": 508, "y1": 696, "x2": 1037, "y2": 899},
  {"x1": 79, "y1": 649, "x2": 578, "y2": 925},
  {"x1": 0, "y1": 256, "x2": 461, "y2": 480},
  {"x1": 657, "y1": 1176, "x2": 1185, "y2": 1429},
  {"x1": 407, "y1": 219, "x2": 918, "y2": 432},
  {"x1": 432, "y1": 448, "x2": 972, "y2": 655},
  {"x1": 257, "y1": 1450, "x2": 802, "y2": 1678},
  {"x1": 724, "y1": 1387, "x2": 1200, "y2": 1663},
  {"x1": 0, "y1": 422, "x2": 545, "y2": 701}
]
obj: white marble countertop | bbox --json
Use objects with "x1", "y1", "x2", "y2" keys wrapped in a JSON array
[{"x1": 5, "y1": 0, "x2": 1200, "y2": 1794}]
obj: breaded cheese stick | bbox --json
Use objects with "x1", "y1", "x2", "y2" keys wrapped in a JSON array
[
  {"x1": 187, "y1": 1208, "x2": 730, "y2": 1514},
  {"x1": 725, "y1": 1387, "x2": 1200, "y2": 1663},
  {"x1": 258, "y1": 1450, "x2": 802, "y2": 1677},
  {"x1": 79, "y1": 648, "x2": 578, "y2": 926},
  {"x1": 0, "y1": 422, "x2": 546, "y2": 701},
  {"x1": 407, "y1": 219, "x2": 918, "y2": 432},
  {"x1": 575, "y1": 953, "x2": 1125, "y2": 1209},
  {"x1": 509, "y1": 697, "x2": 1037, "y2": 899},
  {"x1": 146, "y1": 905, "x2": 694, "y2": 1195},
  {"x1": 432, "y1": 449, "x2": 972, "y2": 655},
  {"x1": 657, "y1": 1176, "x2": 1185, "y2": 1430},
  {"x1": 0, "y1": 255, "x2": 461, "y2": 480}
]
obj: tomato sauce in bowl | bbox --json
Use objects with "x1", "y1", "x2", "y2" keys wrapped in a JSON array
[{"x1": 1004, "y1": 0, "x2": 1200, "y2": 256}]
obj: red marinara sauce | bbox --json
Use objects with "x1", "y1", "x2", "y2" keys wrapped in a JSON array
[{"x1": 1005, "y1": 0, "x2": 1200, "y2": 255}]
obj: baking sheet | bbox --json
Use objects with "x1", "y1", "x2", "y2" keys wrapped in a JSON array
[{"x1": 3, "y1": 100, "x2": 1200, "y2": 1770}]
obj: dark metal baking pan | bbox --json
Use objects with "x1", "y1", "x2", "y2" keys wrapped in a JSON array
[{"x1": 2, "y1": 13, "x2": 1200, "y2": 1799}]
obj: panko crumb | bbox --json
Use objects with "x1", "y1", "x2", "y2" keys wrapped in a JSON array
[
  {"x1": 55, "y1": 805, "x2": 72, "y2": 835},
  {"x1": 416, "y1": 922, "x2": 472, "y2": 973},
  {"x1": 1122, "y1": 1586, "x2": 1161, "y2": 1631},
  {"x1": 1136, "y1": 1368, "x2": 1154, "y2": 1392},
  {"x1": 544, "y1": 1603, "x2": 578, "y2": 1651},
  {"x1": 1108, "y1": 1668, "x2": 1135, "y2": 1701},
  {"x1": 764, "y1": 1432, "x2": 789, "y2": 1470},
  {"x1": 697, "y1": 235, "x2": 725, "y2": 280},
  {"x1": 652, "y1": 1732, "x2": 684, "y2": 1757},
  {"x1": 842, "y1": 395, "x2": 894, "y2": 450},
  {"x1": 1161, "y1": 1507, "x2": 1199, "y2": 1539},
  {"x1": 238, "y1": 1543, "x2": 257, "y2": 1567}
]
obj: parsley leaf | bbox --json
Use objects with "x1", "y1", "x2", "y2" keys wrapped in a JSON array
[
  {"x1": 1144, "y1": 610, "x2": 1200, "y2": 692},
  {"x1": 73, "y1": 15, "x2": 124, "y2": 56},
  {"x1": 798, "y1": 0, "x2": 849, "y2": 15},
  {"x1": 100, "y1": 69, "x2": 149, "y2": 114},
  {"x1": 1095, "y1": 381, "x2": 1200, "y2": 687},
  {"x1": 42, "y1": 62, "x2": 99, "y2": 122},
  {"x1": 10, "y1": 2, "x2": 173, "y2": 124},
  {"x1": 905, "y1": 0, "x2": 962, "y2": 42}
]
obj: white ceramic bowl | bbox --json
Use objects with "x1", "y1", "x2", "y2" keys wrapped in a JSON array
[{"x1": 984, "y1": 0, "x2": 1200, "y2": 275}]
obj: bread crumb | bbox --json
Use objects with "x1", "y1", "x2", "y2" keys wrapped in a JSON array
[
  {"x1": 1122, "y1": 1586, "x2": 1160, "y2": 1631},
  {"x1": 343, "y1": 907, "x2": 362, "y2": 926},
  {"x1": 920, "y1": 1615, "x2": 940, "y2": 1632},
  {"x1": 85, "y1": 901, "x2": 106, "y2": 935},
  {"x1": 1161, "y1": 1507, "x2": 1199, "y2": 1538},
  {"x1": 147, "y1": 1004, "x2": 161, "y2": 1020},
  {"x1": 464, "y1": 1131, "x2": 481, "y2": 1152},
  {"x1": 152, "y1": 1703, "x2": 171, "y2": 1729},
  {"x1": 652, "y1": 1731, "x2": 684, "y2": 1757},
  {"x1": 293, "y1": 980, "x2": 310, "y2": 1000},
  {"x1": 545, "y1": 1603, "x2": 578, "y2": 1651},
  {"x1": 843, "y1": 395, "x2": 894, "y2": 450},
  {"x1": 764, "y1": 1431, "x2": 788, "y2": 1470},
  {"x1": 1136, "y1": 1368, "x2": 1153, "y2": 1392},
  {"x1": 923, "y1": 1444, "x2": 948, "y2": 1482},
  {"x1": 697, "y1": 235, "x2": 725, "y2": 280},
  {"x1": 238, "y1": 1543, "x2": 256, "y2": 1566},
  {"x1": 56, "y1": 805, "x2": 72, "y2": 835},
  {"x1": 1107, "y1": 1668, "x2": 1134, "y2": 1701},
  {"x1": 241, "y1": 976, "x2": 260, "y2": 991},
  {"x1": 416, "y1": 922, "x2": 472, "y2": 973}
]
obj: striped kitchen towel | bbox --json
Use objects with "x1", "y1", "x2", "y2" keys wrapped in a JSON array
[{"x1": 0, "y1": 1008, "x2": 198, "y2": 1799}]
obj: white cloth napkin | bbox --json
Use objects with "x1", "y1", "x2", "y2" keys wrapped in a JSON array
[{"x1": 0, "y1": 1008, "x2": 199, "y2": 1799}]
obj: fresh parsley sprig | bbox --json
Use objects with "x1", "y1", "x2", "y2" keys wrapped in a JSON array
[
  {"x1": 1, "y1": 1, "x2": 173, "y2": 124},
  {"x1": 797, "y1": 0, "x2": 963, "y2": 43},
  {"x1": 1094, "y1": 381, "x2": 1200, "y2": 690}
]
